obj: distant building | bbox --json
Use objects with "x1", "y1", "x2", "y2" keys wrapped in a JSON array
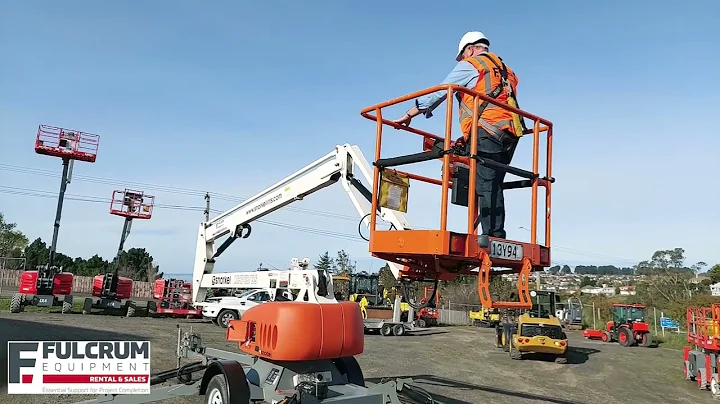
[{"x1": 710, "y1": 282, "x2": 720, "y2": 297}]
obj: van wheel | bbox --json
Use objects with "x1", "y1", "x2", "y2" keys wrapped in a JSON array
[{"x1": 217, "y1": 309, "x2": 239, "y2": 328}]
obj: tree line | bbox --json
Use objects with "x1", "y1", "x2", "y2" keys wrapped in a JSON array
[
  {"x1": 546, "y1": 264, "x2": 636, "y2": 275},
  {"x1": 0, "y1": 212, "x2": 162, "y2": 282}
]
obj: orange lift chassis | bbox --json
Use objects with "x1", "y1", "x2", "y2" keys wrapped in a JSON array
[{"x1": 360, "y1": 84, "x2": 554, "y2": 310}]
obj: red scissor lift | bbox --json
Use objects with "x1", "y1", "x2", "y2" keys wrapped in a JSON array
[
  {"x1": 684, "y1": 304, "x2": 720, "y2": 397},
  {"x1": 360, "y1": 84, "x2": 553, "y2": 310},
  {"x1": 148, "y1": 278, "x2": 202, "y2": 318}
]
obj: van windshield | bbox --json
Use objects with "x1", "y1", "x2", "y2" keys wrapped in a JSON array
[{"x1": 234, "y1": 289, "x2": 256, "y2": 298}]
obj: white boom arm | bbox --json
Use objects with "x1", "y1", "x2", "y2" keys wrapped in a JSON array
[{"x1": 192, "y1": 144, "x2": 412, "y2": 305}]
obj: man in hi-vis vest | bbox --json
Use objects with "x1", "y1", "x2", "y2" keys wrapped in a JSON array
[{"x1": 393, "y1": 31, "x2": 524, "y2": 241}]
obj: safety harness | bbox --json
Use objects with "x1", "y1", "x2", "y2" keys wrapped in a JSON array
[{"x1": 459, "y1": 53, "x2": 527, "y2": 140}]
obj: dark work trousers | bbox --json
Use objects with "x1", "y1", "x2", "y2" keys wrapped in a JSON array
[{"x1": 466, "y1": 126, "x2": 519, "y2": 239}]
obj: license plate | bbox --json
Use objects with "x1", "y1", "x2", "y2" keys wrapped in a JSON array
[{"x1": 489, "y1": 240, "x2": 523, "y2": 261}]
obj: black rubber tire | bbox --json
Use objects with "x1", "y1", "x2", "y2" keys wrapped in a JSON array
[
  {"x1": 618, "y1": 327, "x2": 633, "y2": 347},
  {"x1": 126, "y1": 304, "x2": 136, "y2": 318},
  {"x1": 217, "y1": 309, "x2": 239, "y2": 329},
  {"x1": 62, "y1": 301, "x2": 72, "y2": 314},
  {"x1": 334, "y1": 356, "x2": 365, "y2": 387},
  {"x1": 204, "y1": 374, "x2": 229, "y2": 404},
  {"x1": 417, "y1": 319, "x2": 427, "y2": 328},
  {"x1": 393, "y1": 324, "x2": 406, "y2": 336},
  {"x1": 82, "y1": 298, "x2": 93, "y2": 315},
  {"x1": 10, "y1": 293, "x2": 22, "y2": 313},
  {"x1": 639, "y1": 332, "x2": 652, "y2": 347},
  {"x1": 147, "y1": 301, "x2": 157, "y2": 317},
  {"x1": 380, "y1": 324, "x2": 393, "y2": 336}
]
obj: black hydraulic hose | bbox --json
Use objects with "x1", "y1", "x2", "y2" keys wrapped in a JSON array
[
  {"x1": 177, "y1": 361, "x2": 204, "y2": 385},
  {"x1": 357, "y1": 213, "x2": 397, "y2": 242},
  {"x1": 399, "y1": 383, "x2": 435, "y2": 404},
  {"x1": 403, "y1": 279, "x2": 439, "y2": 311}
]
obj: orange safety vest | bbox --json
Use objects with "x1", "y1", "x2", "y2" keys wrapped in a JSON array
[{"x1": 458, "y1": 52, "x2": 523, "y2": 140}]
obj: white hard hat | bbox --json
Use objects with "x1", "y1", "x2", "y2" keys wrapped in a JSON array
[{"x1": 456, "y1": 31, "x2": 489, "y2": 61}]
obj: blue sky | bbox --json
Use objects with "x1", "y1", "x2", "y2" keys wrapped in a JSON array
[{"x1": 1, "y1": 1, "x2": 719, "y2": 278}]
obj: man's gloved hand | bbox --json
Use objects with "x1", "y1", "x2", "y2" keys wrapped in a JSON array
[{"x1": 452, "y1": 136, "x2": 467, "y2": 150}]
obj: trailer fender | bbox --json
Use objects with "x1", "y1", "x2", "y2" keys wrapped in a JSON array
[{"x1": 199, "y1": 360, "x2": 250, "y2": 402}]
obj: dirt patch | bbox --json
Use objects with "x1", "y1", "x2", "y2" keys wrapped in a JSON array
[{"x1": 0, "y1": 312, "x2": 712, "y2": 403}]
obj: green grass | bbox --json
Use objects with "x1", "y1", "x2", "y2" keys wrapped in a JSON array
[{"x1": 1, "y1": 297, "x2": 88, "y2": 313}]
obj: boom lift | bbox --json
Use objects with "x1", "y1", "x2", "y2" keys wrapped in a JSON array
[
  {"x1": 84, "y1": 83, "x2": 554, "y2": 403},
  {"x1": 82, "y1": 189, "x2": 154, "y2": 317},
  {"x1": 82, "y1": 144, "x2": 430, "y2": 403},
  {"x1": 11, "y1": 125, "x2": 100, "y2": 314}
]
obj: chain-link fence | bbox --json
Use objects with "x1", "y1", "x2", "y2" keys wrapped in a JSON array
[
  {"x1": 0, "y1": 257, "x2": 26, "y2": 271},
  {"x1": 438, "y1": 301, "x2": 482, "y2": 325}
]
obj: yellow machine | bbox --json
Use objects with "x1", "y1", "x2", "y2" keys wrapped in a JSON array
[
  {"x1": 496, "y1": 290, "x2": 568, "y2": 363},
  {"x1": 469, "y1": 307, "x2": 500, "y2": 328}
]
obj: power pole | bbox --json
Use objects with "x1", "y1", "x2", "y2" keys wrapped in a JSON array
[{"x1": 204, "y1": 193, "x2": 210, "y2": 221}]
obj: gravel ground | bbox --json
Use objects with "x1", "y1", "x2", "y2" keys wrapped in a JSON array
[{"x1": 0, "y1": 312, "x2": 710, "y2": 404}]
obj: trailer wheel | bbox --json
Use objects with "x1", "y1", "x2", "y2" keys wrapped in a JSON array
[
  {"x1": 380, "y1": 324, "x2": 393, "y2": 336},
  {"x1": 392, "y1": 324, "x2": 405, "y2": 336},
  {"x1": 333, "y1": 356, "x2": 365, "y2": 387},
  {"x1": 639, "y1": 332, "x2": 652, "y2": 347},
  {"x1": 205, "y1": 374, "x2": 229, "y2": 404},
  {"x1": 711, "y1": 375, "x2": 720, "y2": 397},
  {"x1": 601, "y1": 331, "x2": 611, "y2": 342},
  {"x1": 126, "y1": 304, "x2": 136, "y2": 318},
  {"x1": 62, "y1": 301, "x2": 72, "y2": 314},
  {"x1": 10, "y1": 293, "x2": 22, "y2": 313},
  {"x1": 417, "y1": 319, "x2": 427, "y2": 328}
]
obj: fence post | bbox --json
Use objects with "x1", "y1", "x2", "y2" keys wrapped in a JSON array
[
  {"x1": 592, "y1": 302, "x2": 596, "y2": 329},
  {"x1": 654, "y1": 307, "x2": 658, "y2": 336},
  {"x1": 661, "y1": 311, "x2": 665, "y2": 337}
]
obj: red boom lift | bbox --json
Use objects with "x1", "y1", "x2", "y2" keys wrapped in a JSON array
[
  {"x1": 82, "y1": 189, "x2": 154, "y2": 317},
  {"x1": 415, "y1": 286, "x2": 440, "y2": 327},
  {"x1": 11, "y1": 125, "x2": 100, "y2": 314},
  {"x1": 147, "y1": 278, "x2": 202, "y2": 318},
  {"x1": 684, "y1": 304, "x2": 720, "y2": 397},
  {"x1": 581, "y1": 303, "x2": 652, "y2": 347}
]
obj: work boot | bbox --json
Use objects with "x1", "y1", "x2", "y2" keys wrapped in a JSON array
[{"x1": 478, "y1": 234, "x2": 490, "y2": 248}]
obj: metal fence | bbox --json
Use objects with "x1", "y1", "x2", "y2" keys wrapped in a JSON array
[
  {"x1": 0, "y1": 257, "x2": 26, "y2": 271},
  {"x1": 438, "y1": 302, "x2": 482, "y2": 326}
]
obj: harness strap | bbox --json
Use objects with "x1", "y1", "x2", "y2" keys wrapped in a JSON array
[{"x1": 459, "y1": 54, "x2": 527, "y2": 137}]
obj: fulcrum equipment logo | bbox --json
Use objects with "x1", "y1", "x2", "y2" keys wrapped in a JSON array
[{"x1": 7, "y1": 340, "x2": 151, "y2": 395}]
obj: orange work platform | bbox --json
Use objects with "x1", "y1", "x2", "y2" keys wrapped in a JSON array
[
  {"x1": 687, "y1": 304, "x2": 720, "y2": 351},
  {"x1": 360, "y1": 85, "x2": 554, "y2": 309}
]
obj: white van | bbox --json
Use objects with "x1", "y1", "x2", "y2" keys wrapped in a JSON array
[{"x1": 200, "y1": 288, "x2": 293, "y2": 328}]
